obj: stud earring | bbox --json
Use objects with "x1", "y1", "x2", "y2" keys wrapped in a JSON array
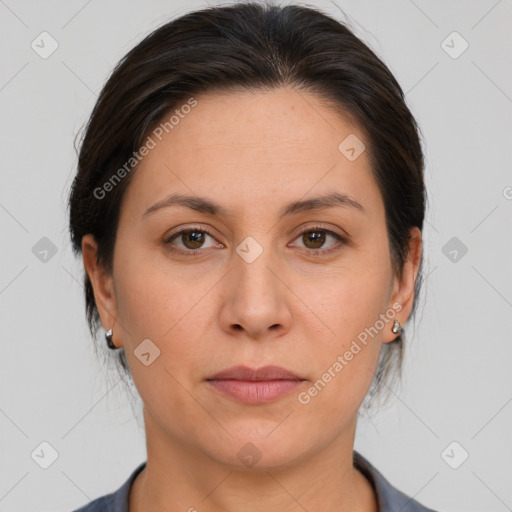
[
  {"x1": 105, "y1": 328, "x2": 117, "y2": 350},
  {"x1": 392, "y1": 319, "x2": 402, "y2": 335}
]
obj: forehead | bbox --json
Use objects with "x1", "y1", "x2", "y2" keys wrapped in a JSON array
[
  {"x1": 120, "y1": 86, "x2": 383, "y2": 223},
  {"x1": 159, "y1": 86, "x2": 363, "y2": 161}
]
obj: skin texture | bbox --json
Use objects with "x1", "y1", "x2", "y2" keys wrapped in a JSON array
[{"x1": 82, "y1": 85, "x2": 422, "y2": 512}]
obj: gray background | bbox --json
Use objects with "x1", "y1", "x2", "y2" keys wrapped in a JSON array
[{"x1": 1, "y1": 0, "x2": 511, "y2": 511}]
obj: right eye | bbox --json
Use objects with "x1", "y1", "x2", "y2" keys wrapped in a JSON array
[{"x1": 164, "y1": 227, "x2": 222, "y2": 255}]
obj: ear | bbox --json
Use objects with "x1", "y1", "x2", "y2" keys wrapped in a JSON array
[
  {"x1": 82, "y1": 234, "x2": 121, "y2": 345},
  {"x1": 382, "y1": 227, "x2": 422, "y2": 344}
]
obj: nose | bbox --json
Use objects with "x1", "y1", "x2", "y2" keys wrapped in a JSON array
[{"x1": 218, "y1": 245, "x2": 293, "y2": 340}]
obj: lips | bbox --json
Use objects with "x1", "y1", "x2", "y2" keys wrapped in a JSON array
[
  {"x1": 207, "y1": 365, "x2": 303, "y2": 381},
  {"x1": 206, "y1": 365, "x2": 306, "y2": 404}
]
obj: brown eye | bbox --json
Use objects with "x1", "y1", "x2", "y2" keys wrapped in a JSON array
[
  {"x1": 291, "y1": 227, "x2": 346, "y2": 256},
  {"x1": 302, "y1": 230, "x2": 326, "y2": 249},
  {"x1": 179, "y1": 230, "x2": 207, "y2": 249},
  {"x1": 164, "y1": 228, "x2": 219, "y2": 255}
]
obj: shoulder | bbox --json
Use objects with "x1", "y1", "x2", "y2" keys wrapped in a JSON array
[
  {"x1": 70, "y1": 462, "x2": 147, "y2": 512},
  {"x1": 353, "y1": 451, "x2": 439, "y2": 512}
]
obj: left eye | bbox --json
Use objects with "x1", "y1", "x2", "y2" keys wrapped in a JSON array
[{"x1": 290, "y1": 228, "x2": 346, "y2": 255}]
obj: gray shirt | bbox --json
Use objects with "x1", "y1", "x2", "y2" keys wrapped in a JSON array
[{"x1": 71, "y1": 450, "x2": 438, "y2": 512}]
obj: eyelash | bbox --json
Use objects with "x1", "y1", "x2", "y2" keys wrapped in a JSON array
[{"x1": 164, "y1": 225, "x2": 347, "y2": 257}]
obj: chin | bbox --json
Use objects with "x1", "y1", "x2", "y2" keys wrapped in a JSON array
[{"x1": 202, "y1": 428, "x2": 312, "y2": 471}]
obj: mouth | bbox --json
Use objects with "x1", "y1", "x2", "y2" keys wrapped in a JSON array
[{"x1": 205, "y1": 365, "x2": 306, "y2": 404}]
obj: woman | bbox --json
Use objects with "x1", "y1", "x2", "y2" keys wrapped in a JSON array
[{"x1": 68, "y1": 2, "x2": 435, "y2": 511}]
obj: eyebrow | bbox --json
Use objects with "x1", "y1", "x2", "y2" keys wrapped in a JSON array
[{"x1": 142, "y1": 191, "x2": 366, "y2": 219}]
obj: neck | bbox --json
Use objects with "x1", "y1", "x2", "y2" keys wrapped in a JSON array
[{"x1": 129, "y1": 408, "x2": 377, "y2": 512}]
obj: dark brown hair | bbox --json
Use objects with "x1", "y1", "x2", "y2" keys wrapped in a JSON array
[{"x1": 68, "y1": 1, "x2": 426, "y2": 407}]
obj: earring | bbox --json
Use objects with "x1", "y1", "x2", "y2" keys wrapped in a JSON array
[
  {"x1": 105, "y1": 328, "x2": 117, "y2": 350},
  {"x1": 392, "y1": 319, "x2": 402, "y2": 335}
]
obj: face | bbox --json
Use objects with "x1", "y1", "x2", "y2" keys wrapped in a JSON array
[{"x1": 83, "y1": 85, "x2": 421, "y2": 469}]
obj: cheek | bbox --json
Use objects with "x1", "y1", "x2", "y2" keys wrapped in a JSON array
[
  {"x1": 113, "y1": 244, "x2": 220, "y2": 354},
  {"x1": 296, "y1": 260, "x2": 392, "y2": 412},
  {"x1": 296, "y1": 283, "x2": 385, "y2": 423},
  {"x1": 308, "y1": 257, "x2": 392, "y2": 343},
  {"x1": 111, "y1": 251, "x2": 211, "y2": 413}
]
